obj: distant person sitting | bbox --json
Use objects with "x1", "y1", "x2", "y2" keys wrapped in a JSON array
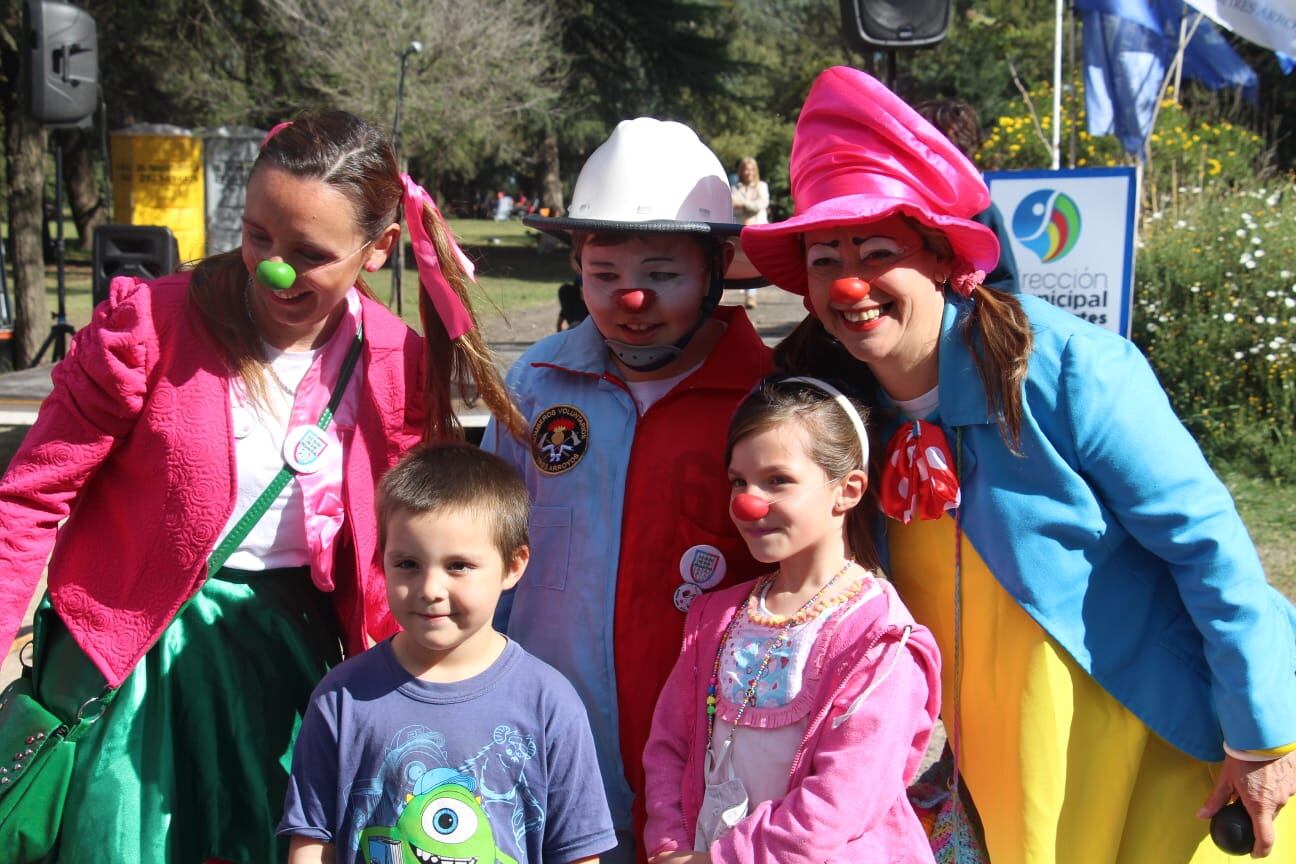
[
  {"x1": 730, "y1": 156, "x2": 770, "y2": 309},
  {"x1": 915, "y1": 98, "x2": 1019, "y2": 293},
  {"x1": 494, "y1": 190, "x2": 515, "y2": 221}
]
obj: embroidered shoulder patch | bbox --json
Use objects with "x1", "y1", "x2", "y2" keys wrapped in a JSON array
[{"x1": 530, "y1": 405, "x2": 589, "y2": 475}]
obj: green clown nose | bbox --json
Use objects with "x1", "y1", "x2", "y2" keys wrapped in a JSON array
[{"x1": 255, "y1": 260, "x2": 297, "y2": 292}]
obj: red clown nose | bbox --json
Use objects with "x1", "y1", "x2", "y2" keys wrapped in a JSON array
[
  {"x1": 615, "y1": 289, "x2": 650, "y2": 312},
  {"x1": 829, "y1": 277, "x2": 871, "y2": 305},
  {"x1": 731, "y1": 493, "x2": 771, "y2": 522}
]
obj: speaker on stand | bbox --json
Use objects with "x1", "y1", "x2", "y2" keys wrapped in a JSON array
[
  {"x1": 91, "y1": 226, "x2": 181, "y2": 309},
  {"x1": 23, "y1": 0, "x2": 98, "y2": 366},
  {"x1": 838, "y1": 0, "x2": 951, "y2": 88}
]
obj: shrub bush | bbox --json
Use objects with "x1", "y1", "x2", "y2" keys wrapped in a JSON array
[
  {"x1": 1133, "y1": 180, "x2": 1296, "y2": 481},
  {"x1": 979, "y1": 83, "x2": 1292, "y2": 480},
  {"x1": 977, "y1": 84, "x2": 1267, "y2": 197}
]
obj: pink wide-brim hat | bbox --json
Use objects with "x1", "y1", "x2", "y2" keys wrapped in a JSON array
[{"x1": 742, "y1": 66, "x2": 1001, "y2": 297}]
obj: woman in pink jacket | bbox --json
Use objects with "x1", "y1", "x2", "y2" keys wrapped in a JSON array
[
  {"x1": 0, "y1": 112, "x2": 520, "y2": 863},
  {"x1": 643, "y1": 376, "x2": 941, "y2": 863}
]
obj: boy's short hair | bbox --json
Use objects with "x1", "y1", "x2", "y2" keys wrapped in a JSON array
[
  {"x1": 377, "y1": 443, "x2": 530, "y2": 561},
  {"x1": 569, "y1": 230, "x2": 719, "y2": 260}
]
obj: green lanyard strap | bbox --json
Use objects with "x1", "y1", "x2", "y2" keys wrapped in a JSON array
[{"x1": 206, "y1": 324, "x2": 365, "y2": 577}]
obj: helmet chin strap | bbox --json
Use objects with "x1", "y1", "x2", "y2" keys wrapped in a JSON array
[{"x1": 603, "y1": 249, "x2": 727, "y2": 373}]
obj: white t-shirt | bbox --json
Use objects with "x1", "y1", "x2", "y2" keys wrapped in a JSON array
[
  {"x1": 893, "y1": 384, "x2": 940, "y2": 421},
  {"x1": 213, "y1": 347, "x2": 315, "y2": 570},
  {"x1": 625, "y1": 362, "x2": 701, "y2": 413}
]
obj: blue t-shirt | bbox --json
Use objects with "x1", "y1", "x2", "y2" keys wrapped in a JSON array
[{"x1": 279, "y1": 638, "x2": 616, "y2": 864}]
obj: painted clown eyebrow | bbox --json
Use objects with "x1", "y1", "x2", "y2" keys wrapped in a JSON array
[{"x1": 808, "y1": 237, "x2": 891, "y2": 247}]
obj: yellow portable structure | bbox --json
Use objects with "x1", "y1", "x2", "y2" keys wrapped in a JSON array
[{"x1": 110, "y1": 125, "x2": 205, "y2": 263}]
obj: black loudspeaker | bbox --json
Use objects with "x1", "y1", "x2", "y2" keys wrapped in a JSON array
[
  {"x1": 24, "y1": 0, "x2": 98, "y2": 125},
  {"x1": 92, "y1": 226, "x2": 180, "y2": 309},
  {"x1": 839, "y1": 0, "x2": 950, "y2": 50}
]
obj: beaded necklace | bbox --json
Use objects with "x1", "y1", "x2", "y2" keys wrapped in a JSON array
[
  {"x1": 706, "y1": 560, "x2": 854, "y2": 744},
  {"x1": 746, "y1": 569, "x2": 865, "y2": 628}
]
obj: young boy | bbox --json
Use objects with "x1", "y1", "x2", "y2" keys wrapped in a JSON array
[
  {"x1": 279, "y1": 443, "x2": 616, "y2": 864},
  {"x1": 483, "y1": 118, "x2": 773, "y2": 862}
]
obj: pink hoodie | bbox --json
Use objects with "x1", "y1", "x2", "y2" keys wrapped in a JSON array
[
  {"x1": 0, "y1": 273, "x2": 426, "y2": 685},
  {"x1": 643, "y1": 576, "x2": 941, "y2": 863}
]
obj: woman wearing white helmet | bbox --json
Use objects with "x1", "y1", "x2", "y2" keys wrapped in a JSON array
[{"x1": 483, "y1": 118, "x2": 774, "y2": 863}]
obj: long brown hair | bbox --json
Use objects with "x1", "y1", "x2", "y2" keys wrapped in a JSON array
[
  {"x1": 188, "y1": 111, "x2": 524, "y2": 441},
  {"x1": 774, "y1": 228, "x2": 1033, "y2": 451},
  {"x1": 725, "y1": 377, "x2": 880, "y2": 571}
]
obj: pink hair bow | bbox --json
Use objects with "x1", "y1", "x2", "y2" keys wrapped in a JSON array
[
  {"x1": 949, "y1": 256, "x2": 985, "y2": 298},
  {"x1": 401, "y1": 174, "x2": 475, "y2": 340}
]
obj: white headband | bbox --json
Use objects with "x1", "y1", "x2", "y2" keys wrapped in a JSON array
[{"x1": 781, "y1": 376, "x2": 870, "y2": 466}]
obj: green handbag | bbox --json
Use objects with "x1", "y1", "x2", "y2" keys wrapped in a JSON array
[
  {"x1": 0, "y1": 615, "x2": 112, "y2": 860},
  {"x1": 0, "y1": 328, "x2": 363, "y2": 860}
]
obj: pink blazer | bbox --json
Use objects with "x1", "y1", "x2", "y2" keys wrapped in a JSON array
[
  {"x1": 643, "y1": 577, "x2": 942, "y2": 863},
  {"x1": 0, "y1": 273, "x2": 426, "y2": 686}
]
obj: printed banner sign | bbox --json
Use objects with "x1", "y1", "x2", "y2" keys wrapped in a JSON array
[{"x1": 986, "y1": 167, "x2": 1137, "y2": 337}]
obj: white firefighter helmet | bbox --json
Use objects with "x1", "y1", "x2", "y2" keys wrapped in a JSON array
[{"x1": 525, "y1": 118, "x2": 740, "y2": 239}]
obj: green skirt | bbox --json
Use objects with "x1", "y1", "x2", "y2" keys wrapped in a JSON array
[{"x1": 34, "y1": 567, "x2": 342, "y2": 863}]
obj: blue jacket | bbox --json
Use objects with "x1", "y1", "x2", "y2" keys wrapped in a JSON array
[{"x1": 900, "y1": 294, "x2": 1296, "y2": 760}]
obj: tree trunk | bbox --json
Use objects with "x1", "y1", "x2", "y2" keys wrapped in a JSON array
[
  {"x1": 539, "y1": 133, "x2": 564, "y2": 217},
  {"x1": 63, "y1": 129, "x2": 108, "y2": 251},
  {"x1": 4, "y1": 100, "x2": 49, "y2": 368},
  {"x1": 3, "y1": 0, "x2": 51, "y2": 366}
]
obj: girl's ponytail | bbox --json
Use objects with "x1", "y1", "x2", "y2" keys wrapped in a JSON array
[{"x1": 417, "y1": 205, "x2": 526, "y2": 442}]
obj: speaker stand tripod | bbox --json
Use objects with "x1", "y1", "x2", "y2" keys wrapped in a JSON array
[{"x1": 30, "y1": 130, "x2": 76, "y2": 367}]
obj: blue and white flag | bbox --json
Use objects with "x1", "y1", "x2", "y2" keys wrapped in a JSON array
[
  {"x1": 1082, "y1": 9, "x2": 1166, "y2": 153},
  {"x1": 1077, "y1": 0, "x2": 1261, "y2": 153}
]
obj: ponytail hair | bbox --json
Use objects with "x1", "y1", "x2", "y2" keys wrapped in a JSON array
[
  {"x1": 961, "y1": 285, "x2": 1032, "y2": 450},
  {"x1": 416, "y1": 205, "x2": 526, "y2": 441}
]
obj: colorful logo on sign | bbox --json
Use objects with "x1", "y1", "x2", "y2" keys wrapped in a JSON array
[{"x1": 1012, "y1": 189, "x2": 1081, "y2": 263}]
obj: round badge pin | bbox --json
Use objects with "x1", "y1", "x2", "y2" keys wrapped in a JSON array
[
  {"x1": 673, "y1": 582, "x2": 702, "y2": 613},
  {"x1": 283, "y1": 425, "x2": 329, "y2": 474},
  {"x1": 231, "y1": 405, "x2": 254, "y2": 439},
  {"x1": 679, "y1": 544, "x2": 726, "y2": 590}
]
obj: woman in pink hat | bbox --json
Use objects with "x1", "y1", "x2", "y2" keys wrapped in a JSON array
[{"x1": 743, "y1": 66, "x2": 1296, "y2": 862}]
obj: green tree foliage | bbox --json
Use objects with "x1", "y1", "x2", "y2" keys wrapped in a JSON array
[
  {"x1": 81, "y1": 0, "x2": 302, "y2": 128},
  {"x1": 269, "y1": 0, "x2": 564, "y2": 186}
]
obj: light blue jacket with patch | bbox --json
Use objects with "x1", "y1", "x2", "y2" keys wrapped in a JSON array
[
  {"x1": 483, "y1": 310, "x2": 770, "y2": 832},
  {"x1": 896, "y1": 294, "x2": 1296, "y2": 760}
]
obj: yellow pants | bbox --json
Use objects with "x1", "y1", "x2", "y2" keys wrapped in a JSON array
[{"x1": 889, "y1": 515, "x2": 1294, "y2": 863}]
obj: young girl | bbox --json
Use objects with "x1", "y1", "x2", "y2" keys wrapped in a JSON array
[
  {"x1": 0, "y1": 111, "x2": 520, "y2": 862},
  {"x1": 642, "y1": 376, "x2": 941, "y2": 863}
]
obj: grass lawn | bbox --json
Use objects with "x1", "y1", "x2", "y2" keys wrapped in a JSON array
[{"x1": 1221, "y1": 471, "x2": 1296, "y2": 601}]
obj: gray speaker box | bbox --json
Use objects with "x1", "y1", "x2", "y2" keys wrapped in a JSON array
[{"x1": 25, "y1": 0, "x2": 98, "y2": 126}]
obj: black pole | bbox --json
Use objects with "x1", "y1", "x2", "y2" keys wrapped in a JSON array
[{"x1": 30, "y1": 131, "x2": 76, "y2": 367}]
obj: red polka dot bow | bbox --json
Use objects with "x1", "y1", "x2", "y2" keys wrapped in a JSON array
[{"x1": 879, "y1": 420, "x2": 961, "y2": 524}]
